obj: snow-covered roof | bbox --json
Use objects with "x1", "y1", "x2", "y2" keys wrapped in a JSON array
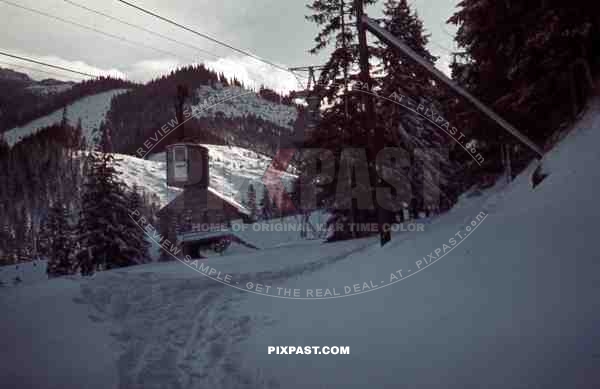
[{"x1": 207, "y1": 186, "x2": 250, "y2": 215}]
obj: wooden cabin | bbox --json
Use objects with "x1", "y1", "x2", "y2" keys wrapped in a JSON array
[{"x1": 158, "y1": 143, "x2": 254, "y2": 258}]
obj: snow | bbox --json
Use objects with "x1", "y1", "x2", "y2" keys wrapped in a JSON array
[
  {"x1": 2, "y1": 82, "x2": 297, "y2": 150},
  {"x1": 0, "y1": 276, "x2": 118, "y2": 389},
  {"x1": 2, "y1": 98, "x2": 600, "y2": 387},
  {"x1": 115, "y1": 144, "x2": 298, "y2": 258},
  {"x1": 25, "y1": 83, "x2": 74, "y2": 96},
  {"x1": 140, "y1": 144, "x2": 296, "y2": 208},
  {"x1": 112, "y1": 152, "x2": 179, "y2": 207},
  {"x1": 2, "y1": 89, "x2": 128, "y2": 147},
  {"x1": 0, "y1": 259, "x2": 47, "y2": 287},
  {"x1": 231, "y1": 210, "x2": 328, "y2": 249},
  {"x1": 194, "y1": 84, "x2": 297, "y2": 130}
]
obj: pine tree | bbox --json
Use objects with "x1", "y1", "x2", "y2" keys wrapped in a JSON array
[
  {"x1": 60, "y1": 106, "x2": 68, "y2": 128},
  {"x1": 245, "y1": 184, "x2": 258, "y2": 220},
  {"x1": 75, "y1": 148, "x2": 142, "y2": 275},
  {"x1": 44, "y1": 202, "x2": 76, "y2": 277},
  {"x1": 377, "y1": 0, "x2": 454, "y2": 216},
  {"x1": 304, "y1": 0, "x2": 382, "y2": 240},
  {"x1": 448, "y1": 0, "x2": 600, "y2": 177},
  {"x1": 305, "y1": 0, "x2": 378, "y2": 150},
  {"x1": 123, "y1": 185, "x2": 150, "y2": 264},
  {"x1": 99, "y1": 121, "x2": 113, "y2": 153},
  {"x1": 259, "y1": 186, "x2": 274, "y2": 220}
]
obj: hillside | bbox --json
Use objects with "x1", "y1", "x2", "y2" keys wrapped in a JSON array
[
  {"x1": 0, "y1": 74, "x2": 134, "y2": 135},
  {"x1": 2, "y1": 65, "x2": 300, "y2": 157},
  {"x1": 0, "y1": 67, "x2": 74, "y2": 96},
  {"x1": 2, "y1": 89, "x2": 128, "y2": 146},
  {"x1": 2, "y1": 93, "x2": 599, "y2": 388},
  {"x1": 0, "y1": 67, "x2": 72, "y2": 133},
  {"x1": 116, "y1": 144, "x2": 296, "y2": 208},
  {"x1": 106, "y1": 65, "x2": 300, "y2": 156}
]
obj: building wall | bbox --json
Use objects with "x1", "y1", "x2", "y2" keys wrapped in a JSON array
[{"x1": 157, "y1": 186, "x2": 247, "y2": 258}]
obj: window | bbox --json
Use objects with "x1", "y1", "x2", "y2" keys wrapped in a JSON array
[
  {"x1": 174, "y1": 146, "x2": 187, "y2": 162},
  {"x1": 173, "y1": 146, "x2": 188, "y2": 181}
]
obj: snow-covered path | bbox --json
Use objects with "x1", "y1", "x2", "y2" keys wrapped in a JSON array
[
  {"x1": 0, "y1": 278, "x2": 118, "y2": 389},
  {"x1": 71, "y1": 237, "x2": 372, "y2": 388}
]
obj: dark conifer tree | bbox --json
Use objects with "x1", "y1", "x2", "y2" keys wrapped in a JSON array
[
  {"x1": 259, "y1": 185, "x2": 274, "y2": 220},
  {"x1": 378, "y1": 0, "x2": 454, "y2": 215},
  {"x1": 448, "y1": 0, "x2": 600, "y2": 179},
  {"x1": 304, "y1": 0, "x2": 382, "y2": 240},
  {"x1": 122, "y1": 185, "x2": 150, "y2": 264},
  {"x1": 75, "y1": 126, "x2": 145, "y2": 274},
  {"x1": 44, "y1": 202, "x2": 76, "y2": 277},
  {"x1": 245, "y1": 184, "x2": 258, "y2": 220}
]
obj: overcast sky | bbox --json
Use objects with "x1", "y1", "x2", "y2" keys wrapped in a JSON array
[{"x1": 0, "y1": 0, "x2": 459, "y2": 92}]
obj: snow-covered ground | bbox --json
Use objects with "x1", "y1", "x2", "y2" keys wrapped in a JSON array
[
  {"x1": 0, "y1": 259, "x2": 47, "y2": 287},
  {"x1": 2, "y1": 89, "x2": 128, "y2": 147},
  {"x1": 2, "y1": 99, "x2": 600, "y2": 388}
]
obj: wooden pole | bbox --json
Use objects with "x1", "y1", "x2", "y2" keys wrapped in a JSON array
[
  {"x1": 361, "y1": 15, "x2": 544, "y2": 158},
  {"x1": 355, "y1": 0, "x2": 391, "y2": 246}
]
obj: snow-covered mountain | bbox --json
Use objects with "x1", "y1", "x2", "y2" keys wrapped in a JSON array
[
  {"x1": 0, "y1": 67, "x2": 32, "y2": 82},
  {"x1": 1, "y1": 83, "x2": 298, "y2": 150},
  {"x1": 0, "y1": 67, "x2": 75, "y2": 99},
  {"x1": 2, "y1": 89, "x2": 128, "y2": 147},
  {"x1": 1, "y1": 65, "x2": 299, "y2": 159},
  {"x1": 105, "y1": 66, "x2": 300, "y2": 156},
  {"x1": 194, "y1": 84, "x2": 297, "y2": 130},
  {"x1": 25, "y1": 82, "x2": 74, "y2": 97}
]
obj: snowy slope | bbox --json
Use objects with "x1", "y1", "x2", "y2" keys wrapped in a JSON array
[
  {"x1": 234, "y1": 101, "x2": 600, "y2": 388},
  {"x1": 142, "y1": 144, "x2": 296, "y2": 207},
  {"x1": 194, "y1": 84, "x2": 297, "y2": 130},
  {"x1": 2, "y1": 89, "x2": 128, "y2": 147},
  {"x1": 2, "y1": 99, "x2": 600, "y2": 388}
]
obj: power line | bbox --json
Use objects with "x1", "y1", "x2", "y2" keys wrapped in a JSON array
[
  {"x1": 0, "y1": 0, "x2": 197, "y2": 64},
  {"x1": 62, "y1": 0, "x2": 220, "y2": 61},
  {"x1": 116, "y1": 0, "x2": 293, "y2": 74},
  {"x1": 0, "y1": 51, "x2": 99, "y2": 78},
  {"x1": 0, "y1": 60, "x2": 88, "y2": 81}
]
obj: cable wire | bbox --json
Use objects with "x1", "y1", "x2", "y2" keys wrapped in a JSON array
[
  {"x1": 62, "y1": 0, "x2": 219, "y2": 60},
  {"x1": 0, "y1": 0, "x2": 197, "y2": 63},
  {"x1": 0, "y1": 51, "x2": 99, "y2": 78},
  {"x1": 116, "y1": 0, "x2": 293, "y2": 74},
  {"x1": 0, "y1": 60, "x2": 88, "y2": 81}
]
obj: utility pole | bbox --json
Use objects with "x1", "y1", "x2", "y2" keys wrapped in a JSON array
[
  {"x1": 175, "y1": 84, "x2": 189, "y2": 142},
  {"x1": 504, "y1": 144, "x2": 512, "y2": 183},
  {"x1": 341, "y1": 0, "x2": 357, "y2": 239},
  {"x1": 355, "y1": 0, "x2": 391, "y2": 246},
  {"x1": 341, "y1": 0, "x2": 350, "y2": 122}
]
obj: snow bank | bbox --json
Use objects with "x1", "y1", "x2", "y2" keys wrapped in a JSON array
[{"x1": 235, "y1": 98, "x2": 600, "y2": 388}]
